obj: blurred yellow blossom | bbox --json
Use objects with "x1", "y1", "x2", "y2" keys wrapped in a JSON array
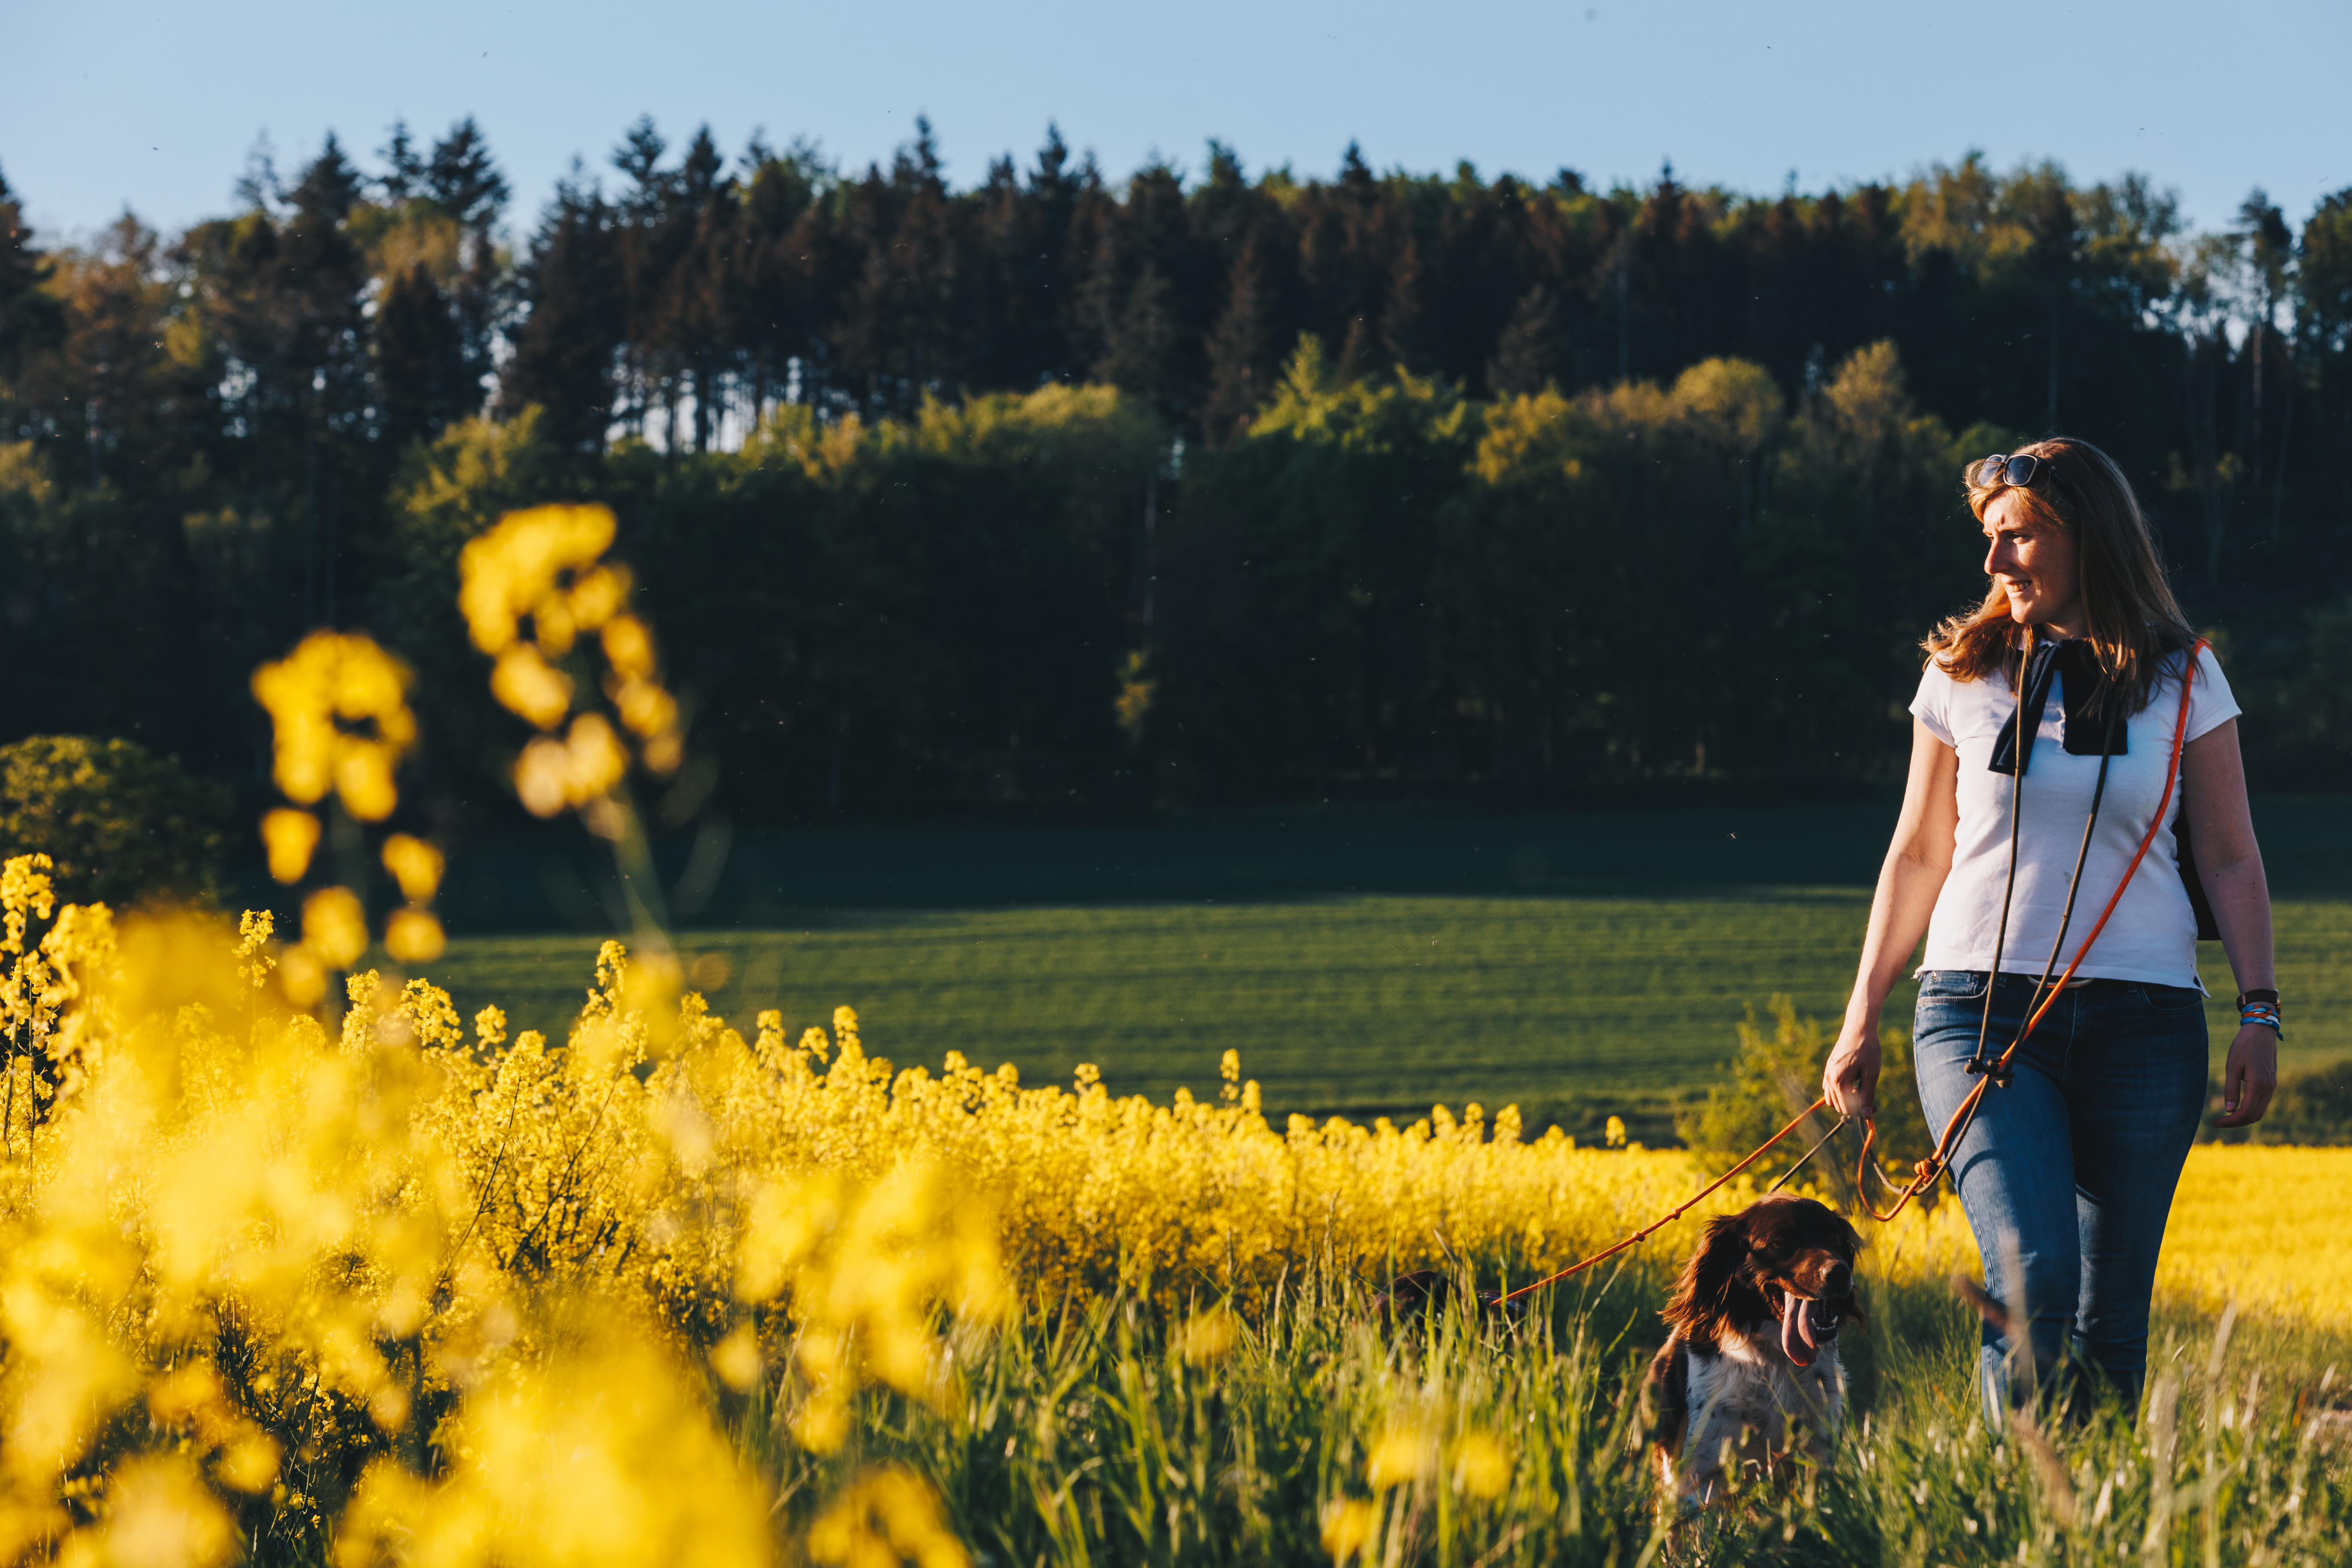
[
  {"x1": 642, "y1": 729, "x2": 683, "y2": 776},
  {"x1": 609, "y1": 675, "x2": 677, "y2": 740},
  {"x1": 250, "y1": 631, "x2": 415, "y2": 822},
  {"x1": 1366, "y1": 1419, "x2": 1439, "y2": 1490},
  {"x1": 490, "y1": 643, "x2": 575, "y2": 730},
  {"x1": 1450, "y1": 1428, "x2": 1512, "y2": 1500},
  {"x1": 335, "y1": 1324, "x2": 769, "y2": 1568},
  {"x1": 1320, "y1": 1499, "x2": 1379, "y2": 1565},
  {"x1": 569, "y1": 563, "x2": 632, "y2": 633},
  {"x1": 457, "y1": 503, "x2": 616, "y2": 656},
  {"x1": 380, "y1": 834, "x2": 444, "y2": 905},
  {"x1": 600, "y1": 614, "x2": 654, "y2": 681},
  {"x1": 301, "y1": 887, "x2": 368, "y2": 970},
  {"x1": 463, "y1": 505, "x2": 686, "y2": 814},
  {"x1": 807, "y1": 1466, "x2": 970, "y2": 1568},
  {"x1": 383, "y1": 908, "x2": 446, "y2": 965},
  {"x1": 260, "y1": 808, "x2": 322, "y2": 884},
  {"x1": 278, "y1": 943, "x2": 325, "y2": 1007},
  {"x1": 513, "y1": 714, "x2": 631, "y2": 818},
  {"x1": 710, "y1": 1325, "x2": 763, "y2": 1393},
  {"x1": 60, "y1": 1455, "x2": 234, "y2": 1568},
  {"x1": 1180, "y1": 1306, "x2": 1240, "y2": 1366}
]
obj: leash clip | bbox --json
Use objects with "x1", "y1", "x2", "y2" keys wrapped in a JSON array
[{"x1": 1962, "y1": 1054, "x2": 2014, "y2": 1087}]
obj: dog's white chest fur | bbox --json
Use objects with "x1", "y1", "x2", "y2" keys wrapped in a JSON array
[{"x1": 1669, "y1": 1327, "x2": 1844, "y2": 1506}]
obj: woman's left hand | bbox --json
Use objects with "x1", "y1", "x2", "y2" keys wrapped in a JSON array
[{"x1": 2211, "y1": 1023, "x2": 2279, "y2": 1128}]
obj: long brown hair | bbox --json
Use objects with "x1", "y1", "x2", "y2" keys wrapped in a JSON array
[{"x1": 1924, "y1": 436, "x2": 2195, "y2": 721}]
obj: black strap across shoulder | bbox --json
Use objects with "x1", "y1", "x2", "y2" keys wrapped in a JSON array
[
  {"x1": 1987, "y1": 639, "x2": 2217, "y2": 942},
  {"x1": 1989, "y1": 639, "x2": 2128, "y2": 776}
]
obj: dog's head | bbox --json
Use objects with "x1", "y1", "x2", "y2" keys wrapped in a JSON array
[{"x1": 1661, "y1": 1194, "x2": 1864, "y2": 1366}]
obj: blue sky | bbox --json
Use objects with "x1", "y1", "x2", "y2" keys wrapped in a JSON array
[{"x1": 5, "y1": 0, "x2": 2346, "y2": 242}]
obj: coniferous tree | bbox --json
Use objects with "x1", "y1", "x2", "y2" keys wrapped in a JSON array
[
  {"x1": 1487, "y1": 285, "x2": 1568, "y2": 396},
  {"x1": 1203, "y1": 240, "x2": 1279, "y2": 441},
  {"x1": 376, "y1": 260, "x2": 469, "y2": 449},
  {"x1": 0, "y1": 164, "x2": 64, "y2": 438},
  {"x1": 379, "y1": 121, "x2": 426, "y2": 205},
  {"x1": 737, "y1": 137, "x2": 828, "y2": 417},
  {"x1": 2302, "y1": 191, "x2": 2352, "y2": 521},
  {"x1": 431, "y1": 117, "x2": 511, "y2": 413},
  {"x1": 503, "y1": 169, "x2": 624, "y2": 456}
]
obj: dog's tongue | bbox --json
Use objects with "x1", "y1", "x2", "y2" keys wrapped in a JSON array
[{"x1": 1782, "y1": 1289, "x2": 1816, "y2": 1368}]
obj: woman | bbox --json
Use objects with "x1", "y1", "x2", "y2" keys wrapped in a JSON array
[{"x1": 1821, "y1": 437, "x2": 2278, "y2": 1421}]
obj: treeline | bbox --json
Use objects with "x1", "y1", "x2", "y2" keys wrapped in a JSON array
[{"x1": 1, "y1": 121, "x2": 2349, "y2": 824}]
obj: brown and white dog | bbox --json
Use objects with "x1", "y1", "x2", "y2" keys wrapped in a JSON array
[{"x1": 1641, "y1": 1194, "x2": 1863, "y2": 1510}]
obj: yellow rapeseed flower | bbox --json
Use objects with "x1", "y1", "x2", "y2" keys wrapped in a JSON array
[
  {"x1": 250, "y1": 632, "x2": 416, "y2": 822},
  {"x1": 383, "y1": 909, "x2": 445, "y2": 965},
  {"x1": 512, "y1": 714, "x2": 633, "y2": 818},
  {"x1": 609, "y1": 676, "x2": 676, "y2": 740},
  {"x1": 1180, "y1": 1306, "x2": 1239, "y2": 1366},
  {"x1": 335, "y1": 1325, "x2": 769, "y2": 1568},
  {"x1": 380, "y1": 835, "x2": 444, "y2": 906},
  {"x1": 62, "y1": 1455, "x2": 234, "y2": 1568},
  {"x1": 1366, "y1": 1420, "x2": 1437, "y2": 1491},
  {"x1": 600, "y1": 615, "x2": 655, "y2": 682},
  {"x1": 490, "y1": 644, "x2": 576, "y2": 730},
  {"x1": 261, "y1": 809, "x2": 322, "y2": 884},
  {"x1": 1319, "y1": 1499, "x2": 1379, "y2": 1565},
  {"x1": 808, "y1": 1466, "x2": 971, "y2": 1568},
  {"x1": 301, "y1": 887, "x2": 368, "y2": 971},
  {"x1": 709, "y1": 1326, "x2": 763, "y2": 1393},
  {"x1": 3, "y1": 851, "x2": 56, "y2": 952},
  {"x1": 1449, "y1": 1429, "x2": 1512, "y2": 1501},
  {"x1": 569, "y1": 564, "x2": 632, "y2": 634},
  {"x1": 457, "y1": 504, "x2": 617, "y2": 655},
  {"x1": 278, "y1": 944, "x2": 325, "y2": 1007},
  {"x1": 642, "y1": 730, "x2": 683, "y2": 776}
]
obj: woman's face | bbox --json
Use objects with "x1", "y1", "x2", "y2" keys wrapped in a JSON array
[{"x1": 1981, "y1": 489, "x2": 2082, "y2": 633}]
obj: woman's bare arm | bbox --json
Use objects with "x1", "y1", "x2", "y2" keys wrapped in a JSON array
[
  {"x1": 1823, "y1": 719, "x2": 1960, "y2": 1117},
  {"x1": 2180, "y1": 717, "x2": 2278, "y2": 1127}
]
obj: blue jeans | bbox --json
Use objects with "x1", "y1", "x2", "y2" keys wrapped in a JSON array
[{"x1": 1912, "y1": 971, "x2": 2207, "y2": 1421}]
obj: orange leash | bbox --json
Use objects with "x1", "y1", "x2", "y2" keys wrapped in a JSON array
[
  {"x1": 1495, "y1": 1095, "x2": 1830, "y2": 1304},
  {"x1": 1493, "y1": 640, "x2": 2204, "y2": 1301},
  {"x1": 1853, "y1": 638, "x2": 2205, "y2": 1221}
]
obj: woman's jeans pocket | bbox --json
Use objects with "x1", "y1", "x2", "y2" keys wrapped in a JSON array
[
  {"x1": 1917, "y1": 970, "x2": 1990, "y2": 1014},
  {"x1": 2134, "y1": 981, "x2": 2205, "y2": 1013},
  {"x1": 1917, "y1": 969, "x2": 1990, "y2": 1000}
]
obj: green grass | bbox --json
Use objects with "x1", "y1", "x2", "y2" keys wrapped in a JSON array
[
  {"x1": 416, "y1": 798, "x2": 2352, "y2": 1140},
  {"x1": 730, "y1": 1264, "x2": 2352, "y2": 1568}
]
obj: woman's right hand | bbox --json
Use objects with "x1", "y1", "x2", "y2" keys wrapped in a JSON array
[{"x1": 1822, "y1": 1020, "x2": 1882, "y2": 1119}]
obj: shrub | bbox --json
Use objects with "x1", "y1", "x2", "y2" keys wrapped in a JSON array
[
  {"x1": 0, "y1": 734, "x2": 227, "y2": 909},
  {"x1": 2255, "y1": 1059, "x2": 2352, "y2": 1145}
]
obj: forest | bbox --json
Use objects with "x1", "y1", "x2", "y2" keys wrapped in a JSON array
[{"x1": 2, "y1": 118, "x2": 2349, "y2": 827}]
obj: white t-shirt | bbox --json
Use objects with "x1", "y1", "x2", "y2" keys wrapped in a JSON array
[{"x1": 1910, "y1": 645, "x2": 2239, "y2": 990}]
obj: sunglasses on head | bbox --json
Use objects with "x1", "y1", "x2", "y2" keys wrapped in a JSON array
[{"x1": 1972, "y1": 453, "x2": 2042, "y2": 488}]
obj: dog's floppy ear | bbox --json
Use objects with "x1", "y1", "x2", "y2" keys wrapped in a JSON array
[{"x1": 1660, "y1": 1211, "x2": 1749, "y2": 1350}]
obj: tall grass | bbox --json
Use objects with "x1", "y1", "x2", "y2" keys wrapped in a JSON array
[{"x1": 725, "y1": 1257, "x2": 2352, "y2": 1567}]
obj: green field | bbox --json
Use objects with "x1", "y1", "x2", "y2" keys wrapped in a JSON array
[{"x1": 421, "y1": 798, "x2": 2352, "y2": 1141}]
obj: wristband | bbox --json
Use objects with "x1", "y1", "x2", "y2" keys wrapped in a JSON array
[{"x1": 2236, "y1": 990, "x2": 2282, "y2": 1038}]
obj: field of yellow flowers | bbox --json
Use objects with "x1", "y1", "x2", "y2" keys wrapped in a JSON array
[
  {"x1": 6, "y1": 874, "x2": 2352, "y2": 1565},
  {"x1": 1, "y1": 500, "x2": 2347, "y2": 1566}
]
